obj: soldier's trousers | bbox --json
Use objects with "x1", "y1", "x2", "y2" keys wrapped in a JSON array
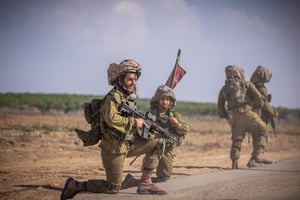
[
  {"x1": 156, "y1": 148, "x2": 174, "y2": 178},
  {"x1": 87, "y1": 137, "x2": 160, "y2": 192},
  {"x1": 230, "y1": 110, "x2": 268, "y2": 160}
]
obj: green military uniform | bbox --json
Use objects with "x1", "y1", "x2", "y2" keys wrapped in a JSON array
[
  {"x1": 148, "y1": 84, "x2": 188, "y2": 181},
  {"x1": 149, "y1": 108, "x2": 188, "y2": 181},
  {"x1": 248, "y1": 66, "x2": 277, "y2": 169},
  {"x1": 61, "y1": 59, "x2": 167, "y2": 200},
  {"x1": 121, "y1": 85, "x2": 188, "y2": 189},
  {"x1": 253, "y1": 83, "x2": 278, "y2": 123},
  {"x1": 85, "y1": 89, "x2": 161, "y2": 192},
  {"x1": 217, "y1": 65, "x2": 272, "y2": 169},
  {"x1": 250, "y1": 66, "x2": 278, "y2": 132}
]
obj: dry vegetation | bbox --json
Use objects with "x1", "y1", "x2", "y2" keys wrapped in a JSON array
[{"x1": 0, "y1": 113, "x2": 300, "y2": 200}]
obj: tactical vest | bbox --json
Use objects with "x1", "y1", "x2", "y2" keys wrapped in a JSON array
[
  {"x1": 222, "y1": 78, "x2": 247, "y2": 110},
  {"x1": 118, "y1": 99, "x2": 137, "y2": 142},
  {"x1": 147, "y1": 109, "x2": 183, "y2": 147},
  {"x1": 76, "y1": 88, "x2": 136, "y2": 146}
]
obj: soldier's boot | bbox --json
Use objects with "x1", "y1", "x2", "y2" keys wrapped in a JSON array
[
  {"x1": 247, "y1": 147, "x2": 273, "y2": 168},
  {"x1": 231, "y1": 159, "x2": 238, "y2": 169},
  {"x1": 121, "y1": 174, "x2": 170, "y2": 189},
  {"x1": 254, "y1": 148, "x2": 273, "y2": 164},
  {"x1": 137, "y1": 169, "x2": 167, "y2": 195},
  {"x1": 121, "y1": 173, "x2": 139, "y2": 189},
  {"x1": 247, "y1": 158, "x2": 264, "y2": 168},
  {"x1": 61, "y1": 177, "x2": 87, "y2": 200}
]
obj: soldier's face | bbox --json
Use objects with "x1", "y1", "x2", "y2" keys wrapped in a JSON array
[
  {"x1": 159, "y1": 96, "x2": 171, "y2": 111},
  {"x1": 123, "y1": 73, "x2": 137, "y2": 94}
]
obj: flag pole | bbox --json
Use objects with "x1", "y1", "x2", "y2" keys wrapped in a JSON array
[{"x1": 170, "y1": 49, "x2": 181, "y2": 88}]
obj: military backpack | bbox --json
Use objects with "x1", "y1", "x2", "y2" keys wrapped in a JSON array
[
  {"x1": 75, "y1": 98, "x2": 104, "y2": 146},
  {"x1": 223, "y1": 78, "x2": 247, "y2": 109}
]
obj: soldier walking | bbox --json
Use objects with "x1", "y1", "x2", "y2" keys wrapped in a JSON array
[
  {"x1": 250, "y1": 66, "x2": 278, "y2": 129},
  {"x1": 217, "y1": 65, "x2": 273, "y2": 169}
]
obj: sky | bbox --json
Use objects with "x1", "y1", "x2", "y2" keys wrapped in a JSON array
[{"x1": 0, "y1": 0, "x2": 300, "y2": 109}]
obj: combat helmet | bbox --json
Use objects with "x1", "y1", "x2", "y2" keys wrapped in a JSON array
[
  {"x1": 250, "y1": 65, "x2": 272, "y2": 84},
  {"x1": 107, "y1": 59, "x2": 142, "y2": 86},
  {"x1": 150, "y1": 84, "x2": 176, "y2": 108},
  {"x1": 225, "y1": 65, "x2": 246, "y2": 80}
]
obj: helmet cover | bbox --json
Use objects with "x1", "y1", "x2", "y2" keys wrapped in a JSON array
[
  {"x1": 150, "y1": 84, "x2": 176, "y2": 107},
  {"x1": 107, "y1": 59, "x2": 142, "y2": 85},
  {"x1": 225, "y1": 65, "x2": 246, "y2": 80},
  {"x1": 250, "y1": 65, "x2": 272, "y2": 83}
]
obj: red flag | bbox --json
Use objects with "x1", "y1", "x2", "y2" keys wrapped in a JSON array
[{"x1": 166, "y1": 64, "x2": 186, "y2": 89}]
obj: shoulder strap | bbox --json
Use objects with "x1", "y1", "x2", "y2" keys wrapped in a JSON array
[
  {"x1": 107, "y1": 88, "x2": 123, "y2": 105},
  {"x1": 169, "y1": 110, "x2": 176, "y2": 118}
]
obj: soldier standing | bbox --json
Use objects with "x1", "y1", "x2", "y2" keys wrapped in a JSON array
[
  {"x1": 121, "y1": 84, "x2": 189, "y2": 189},
  {"x1": 250, "y1": 66, "x2": 278, "y2": 129},
  {"x1": 61, "y1": 59, "x2": 167, "y2": 200},
  {"x1": 217, "y1": 65, "x2": 273, "y2": 169}
]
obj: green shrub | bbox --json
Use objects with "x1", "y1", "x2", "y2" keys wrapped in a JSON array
[{"x1": 0, "y1": 93, "x2": 299, "y2": 119}]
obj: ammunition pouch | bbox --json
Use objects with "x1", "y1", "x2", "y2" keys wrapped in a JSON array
[{"x1": 105, "y1": 123, "x2": 136, "y2": 143}]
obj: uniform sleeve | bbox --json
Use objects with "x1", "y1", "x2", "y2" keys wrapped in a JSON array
[
  {"x1": 259, "y1": 86, "x2": 278, "y2": 118},
  {"x1": 263, "y1": 101, "x2": 278, "y2": 118},
  {"x1": 258, "y1": 86, "x2": 268, "y2": 98},
  {"x1": 173, "y1": 111, "x2": 189, "y2": 136},
  {"x1": 217, "y1": 88, "x2": 229, "y2": 119},
  {"x1": 101, "y1": 93, "x2": 136, "y2": 135}
]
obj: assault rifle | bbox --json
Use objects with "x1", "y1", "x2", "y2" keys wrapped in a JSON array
[
  {"x1": 120, "y1": 102, "x2": 178, "y2": 143},
  {"x1": 270, "y1": 117, "x2": 276, "y2": 137},
  {"x1": 264, "y1": 94, "x2": 277, "y2": 138}
]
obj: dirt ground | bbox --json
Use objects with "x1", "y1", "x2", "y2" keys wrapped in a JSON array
[
  {"x1": 76, "y1": 158, "x2": 300, "y2": 200},
  {"x1": 0, "y1": 113, "x2": 300, "y2": 200}
]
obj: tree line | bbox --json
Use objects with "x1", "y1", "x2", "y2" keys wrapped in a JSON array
[{"x1": 0, "y1": 93, "x2": 299, "y2": 119}]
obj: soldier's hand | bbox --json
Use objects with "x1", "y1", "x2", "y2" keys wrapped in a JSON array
[
  {"x1": 169, "y1": 117, "x2": 179, "y2": 127},
  {"x1": 135, "y1": 118, "x2": 145, "y2": 129}
]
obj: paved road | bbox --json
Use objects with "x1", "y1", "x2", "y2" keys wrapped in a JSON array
[{"x1": 76, "y1": 158, "x2": 300, "y2": 200}]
